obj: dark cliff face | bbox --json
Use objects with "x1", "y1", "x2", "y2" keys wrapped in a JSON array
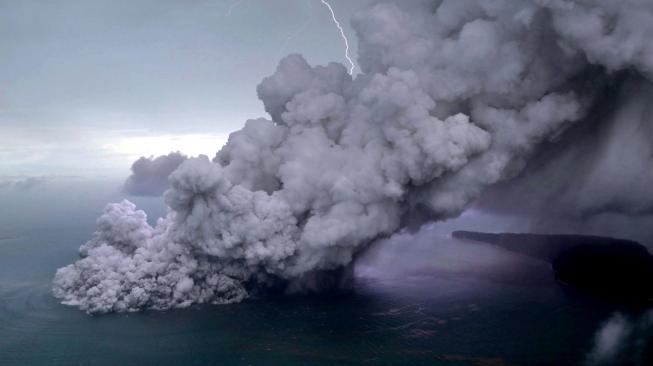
[{"x1": 452, "y1": 231, "x2": 653, "y2": 302}]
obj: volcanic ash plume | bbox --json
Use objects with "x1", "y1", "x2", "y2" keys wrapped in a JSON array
[
  {"x1": 122, "y1": 152, "x2": 188, "y2": 197},
  {"x1": 53, "y1": 0, "x2": 653, "y2": 313}
]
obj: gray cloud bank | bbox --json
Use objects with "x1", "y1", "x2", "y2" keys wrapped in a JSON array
[
  {"x1": 54, "y1": 0, "x2": 653, "y2": 313},
  {"x1": 0, "y1": 176, "x2": 52, "y2": 190}
]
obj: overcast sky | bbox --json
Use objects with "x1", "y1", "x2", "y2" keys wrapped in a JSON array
[{"x1": 0, "y1": 0, "x2": 369, "y2": 178}]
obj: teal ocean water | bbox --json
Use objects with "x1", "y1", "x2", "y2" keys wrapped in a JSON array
[{"x1": 0, "y1": 182, "x2": 650, "y2": 365}]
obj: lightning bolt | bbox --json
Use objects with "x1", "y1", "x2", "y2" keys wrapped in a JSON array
[{"x1": 320, "y1": 0, "x2": 357, "y2": 75}]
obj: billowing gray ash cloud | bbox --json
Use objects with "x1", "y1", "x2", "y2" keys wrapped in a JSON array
[
  {"x1": 476, "y1": 75, "x2": 653, "y2": 243},
  {"x1": 54, "y1": 0, "x2": 653, "y2": 313},
  {"x1": 122, "y1": 152, "x2": 188, "y2": 197}
]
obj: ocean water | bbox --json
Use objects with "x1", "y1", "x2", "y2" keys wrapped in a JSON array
[{"x1": 0, "y1": 182, "x2": 651, "y2": 365}]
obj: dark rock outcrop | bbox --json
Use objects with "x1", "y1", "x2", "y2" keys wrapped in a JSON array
[{"x1": 452, "y1": 231, "x2": 653, "y2": 301}]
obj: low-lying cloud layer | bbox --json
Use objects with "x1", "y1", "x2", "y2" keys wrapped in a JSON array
[
  {"x1": 54, "y1": 0, "x2": 653, "y2": 313},
  {"x1": 0, "y1": 176, "x2": 52, "y2": 191}
]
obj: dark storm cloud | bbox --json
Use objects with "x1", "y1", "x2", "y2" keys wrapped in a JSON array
[{"x1": 122, "y1": 152, "x2": 188, "y2": 196}]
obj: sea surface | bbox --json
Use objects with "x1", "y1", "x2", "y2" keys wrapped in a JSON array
[{"x1": 0, "y1": 181, "x2": 651, "y2": 365}]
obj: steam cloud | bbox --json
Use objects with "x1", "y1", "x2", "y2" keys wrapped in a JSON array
[
  {"x1": 54, "y1": 0, "x2": 653, "y2": 313},
  {"x1": 586, "y1": 313, "x2": 632, "y2": 365},
  {"x1": 585, "y1": 311, "x2": 653, "y2": 365}
]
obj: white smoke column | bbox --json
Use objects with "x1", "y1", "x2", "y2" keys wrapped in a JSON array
[
  {"x1": 54, "y1": 0, "x2": 653, "y2": 313},
  {"x1": 320, "y1": 0, "x2": 356, "y2": 74}
]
